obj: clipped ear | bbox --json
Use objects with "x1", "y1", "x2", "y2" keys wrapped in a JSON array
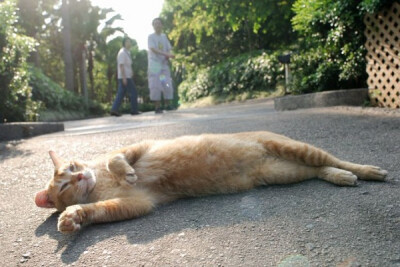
[
  {"x1": 35, "y1": 189, "x2": 55, "y2": 208},
  {"x1": 49, "y1": 150, "x2": 63, "y2": 169}
]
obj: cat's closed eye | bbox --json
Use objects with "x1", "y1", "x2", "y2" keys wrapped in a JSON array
[{"x1": 60, "y1": 183, "x2": 69, "y2": 193}]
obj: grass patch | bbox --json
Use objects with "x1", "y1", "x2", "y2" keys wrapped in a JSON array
[
  {"x1": 38, "y1": 110, "x2": 87, "y2": 122},
  {"x1": 180, "y1": 86, "x2": 285, "y2": 109}
]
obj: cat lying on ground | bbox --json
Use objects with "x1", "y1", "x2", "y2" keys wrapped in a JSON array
[{"x1": 34, "y1": 131, "x2": 388, "y2": 233}]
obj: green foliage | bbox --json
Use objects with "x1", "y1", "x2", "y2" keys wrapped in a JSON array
[
  {"x1": 68, "y1": 0, "x2": 122, "y2": 96},
  {"x1": 162, "y1": 0, "x2": 295, "y2": 68},
  {"x1": 0, "y1": 0, "x2": 39, "y2": 122},
  {"x1": 3, "y1": 0, "x2": 393, "y2": 123},
  {"x1": 163, "y1": 0, "x2": 394, "y2": 98},
  {"x1": 290, "y1": 50, "x2": 341, "y2": 94},
  {"x1": 14, "y1": 0, "x2": 151, "y2": 119},
  {"x1": 16, "y1": 0, "x2": 65, "y2": 84},
  {"x1": 130, "y1": 40, "x2": 150, "y2": 104},
  {"x1": 179, "y1": 51, "x2": 282, "y2": 102},
  {"x1": 290, "y1": 0, "x2": 394, "y2": 94},
  {"x1": 91, "y1": 61, "x2": 109, "y2": 103},
  {"x1": 92, "y1": 36, "x2": 121, "y2": 103},
  {"x1": 358, "y1": 0, "x2": 395, "y2": 13},
  {"x1": 162, "y1": 0, "x2": 295, "y2": 104},
  {"x1": 29, "y1": 66, "x2": 106, "y2": 116},
  {"x1": 29, "y1": 66, "x2": 84, "y2": 111}
]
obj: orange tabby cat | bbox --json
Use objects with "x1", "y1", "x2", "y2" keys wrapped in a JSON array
[{"x1": 34, "y1": 131, "x2": 387, "y2": 233}]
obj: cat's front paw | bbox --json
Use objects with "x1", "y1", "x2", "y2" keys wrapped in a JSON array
[
  {"x1": 126, "y1": 171, "x2": 138, "y2": 184},
  {"x1": 58, "y1": 205, "x2": 85, "y2": 233}
]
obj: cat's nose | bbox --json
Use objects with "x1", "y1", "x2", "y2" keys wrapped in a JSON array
[{"x1": 77, "y1": 173, "x2": 84, "y2": 181}]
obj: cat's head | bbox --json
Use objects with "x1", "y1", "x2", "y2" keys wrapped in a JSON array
[{"x1": 35, "y1": 151, "x2": 96, "y2": 211}]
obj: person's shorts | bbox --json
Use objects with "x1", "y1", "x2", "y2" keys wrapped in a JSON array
[{"x1": 148, "y1": 69, "x2": 173, "y2": 101}]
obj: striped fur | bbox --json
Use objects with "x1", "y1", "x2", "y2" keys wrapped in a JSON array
[{"x1": 34, "y1": 131, "x2": 388, "y2": 233}]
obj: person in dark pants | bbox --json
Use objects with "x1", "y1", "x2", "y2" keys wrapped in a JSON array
[{"x1": 111, "y1": 37, "x2": 140, "y2": 116}]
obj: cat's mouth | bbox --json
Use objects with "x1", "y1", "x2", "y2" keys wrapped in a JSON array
[{"x1": 80, "y1": 169, "x2": 96, "y2": 195}]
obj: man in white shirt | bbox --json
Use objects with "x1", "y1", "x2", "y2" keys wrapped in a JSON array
[
  {"x1": 111, "y1": 37, "x2": 140, "y2": 116},
  {"x1": 148, "y1": 18, "x2": 175, "y2": 114}
]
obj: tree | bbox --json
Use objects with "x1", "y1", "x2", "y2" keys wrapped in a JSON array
[
  {"x1": 95, "y1": 36, "x2": 121, "y2": 102},
  {"x1": 161, "y1": 0, "x2": 295, "y2": 68},
  {"x1": 2, "y1": 0, "x2": 152, "y2": 121},
  {"x1": 17, "y1": 0, "x2": 58, "y2": 67},
  {"x1": 18, "y1": 0, "x2": 124, "y2": 100},
  {"x1": 89, "y1": 12, "x2": 124, "y2": 100},
  {"x1": 0, "y1": 0, "x2": 38, "y2": 122},
  {"x1": 61, "y1": 0, "x2": 74, "y2": 92}
]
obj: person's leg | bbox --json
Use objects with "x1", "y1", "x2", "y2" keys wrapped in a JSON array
[
  {"x1": 161, "y1": 68, "x2": 174, "y2": 110},
  {"x1": 164, "y1": 99, "x2": 171, "y2": 108},
  {"x1": 127, "y1": 79, "x2": 139, "y2": 114},
  {"x1": 149, "y1": 73, "x2": 163, "y2": 113},
  {"x1": 111, "y1": 79, "x2": 126, "y2": 115},
  {"x1": 154, "y1": 101, "x2": 162, "y2": 113}
]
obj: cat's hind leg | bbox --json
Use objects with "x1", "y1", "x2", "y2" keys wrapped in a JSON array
[
  {"x1": 260, "y1": 139, "x2": 387, "y2": 181},
  {"x1": 255, "y1": 160, "x2": 358, "y2": 187},
  {"x1": 256, "y1": 160, "x2": 320, "y2": 185},
  {"x1": 317, "y1": 167, "x2": 358, "y2": 186},
  {"x1": 334, "y1": 161, "x2": 387, "y2": 181}
]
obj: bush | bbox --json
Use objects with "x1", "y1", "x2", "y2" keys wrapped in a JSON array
[
  {"x1": 29, "y1": 66, "x2": 84, "y2": 111},
  {"x1": 290, "y1": 50, "x2": 345, "y2": 94},
  {"x1": 179, "y1": 51, "x2": 282, "y2": 102},
  {"x1": 0, "y1": 1, "x2": 39, "y2": 122},
  {"x1": 290, "y1": 0, "x2": 395, "y2": 95},
  {"x1": 29, "y1": 66, "x2": 106, "y2": 118}
]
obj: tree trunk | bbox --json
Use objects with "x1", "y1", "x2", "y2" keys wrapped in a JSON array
[
  {"x1": 80, "y1": 47, "x2": 88, "y2": 106},
  {"x1": 61, "y1": 0, "x2": 74, "y2": 91},
  {"x1": 107, "y1": 66, "x2": 114, "y2": 102},
  {"x1": 87, "y1": 42, "x2": 94, "y2": 99}
]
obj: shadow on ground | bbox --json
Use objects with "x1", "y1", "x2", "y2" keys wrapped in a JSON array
[
  {"x1": 33, "y1": 178, "x2": 398, "y2": 265},
  {"x1": 0, "y1": 141, "x2": 32, "y2": 162},
  {"x1": 35, "y1": 181, "x2": 328, "y2": 264}
]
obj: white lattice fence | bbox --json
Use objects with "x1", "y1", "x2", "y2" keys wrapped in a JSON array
[{"x1": 364, "y1": 2, "x2": 400, "y2": 108}]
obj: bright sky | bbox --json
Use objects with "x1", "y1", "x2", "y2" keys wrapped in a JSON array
[{"x1": 90, "y1": 0, "x2": 165, "y2": 50}]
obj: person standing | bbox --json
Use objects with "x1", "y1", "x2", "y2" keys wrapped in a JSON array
[
  {"x1": 111, "y1": 37, "x2": 140, "y2": 116},
  {"x1": 148, "y1": 17, "x2": 175, "y2": 114}
]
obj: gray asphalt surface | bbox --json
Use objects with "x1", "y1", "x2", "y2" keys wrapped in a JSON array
[{"x1": 0, "y1": 99, "x2": 399, "y2": 266}]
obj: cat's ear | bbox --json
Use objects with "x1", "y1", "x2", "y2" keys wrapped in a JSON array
[
  {"x1": 49, "y1": 150, "x2": 63, "y2": 169},
  {"x1": 35, "y1": 189, "x2": 55, "y2": 208}
]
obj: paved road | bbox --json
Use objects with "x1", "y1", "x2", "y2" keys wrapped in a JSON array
[{"x1": 0, "y1": 100, "x2": 399, "y2": 266}]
